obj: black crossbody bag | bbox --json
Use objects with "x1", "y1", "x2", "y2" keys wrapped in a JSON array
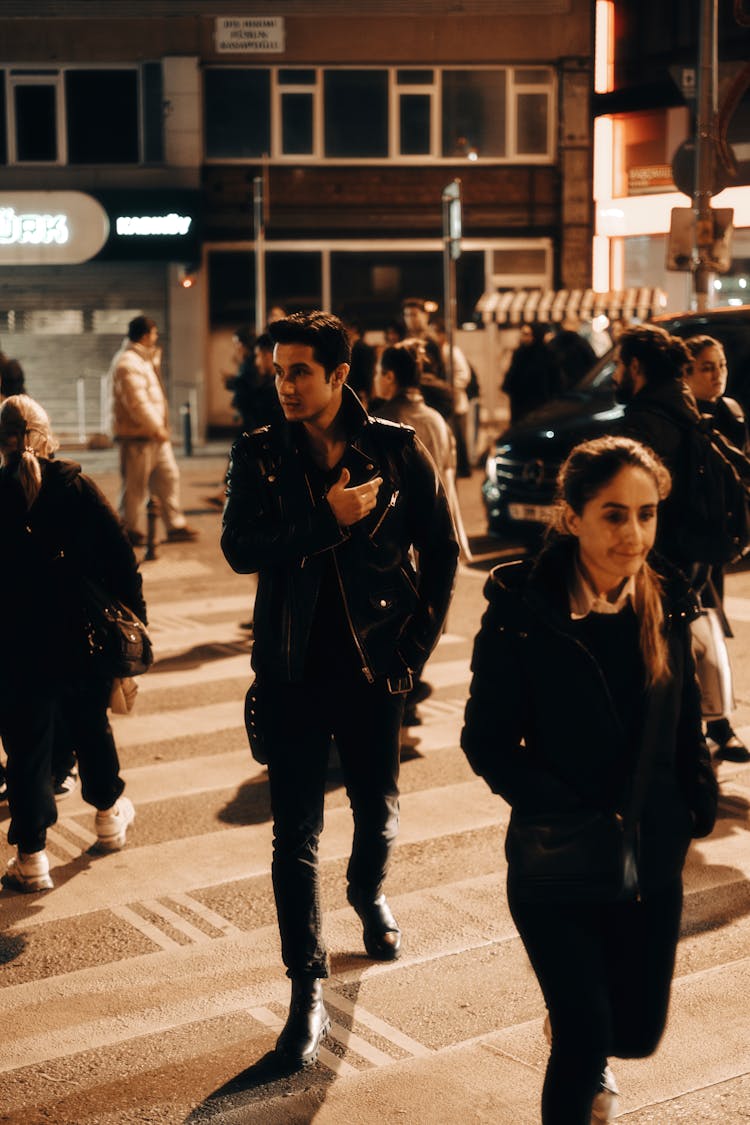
[{"x1": 506, "y1": 682, "x2": 669, "y2": 903}]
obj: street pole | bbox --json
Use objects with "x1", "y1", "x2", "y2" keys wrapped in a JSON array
[
  {"x1": 694, "y1": 0, "x2": 718, "y2": 311},
  {"x1": 441, "y1": 179, "x2": 462, "y2": 389},
  {"x1": 253, "y1": 175, "x2": 266, "y2": 331}
]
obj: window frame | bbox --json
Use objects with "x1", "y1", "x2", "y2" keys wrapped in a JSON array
[
  {"x1": 4, "y1": 64, "x2": 148, "y2": 167},
  {"x1": 205, "y1": 64, "x2": 556, "y2": 166},
  {"x1": 7, "y1": 70, "x2": 65, "y2": 165}
]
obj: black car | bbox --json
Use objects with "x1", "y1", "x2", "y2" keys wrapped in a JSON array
[{"x1": 483, "y1": 306, "x2": 750, "y2": 536}]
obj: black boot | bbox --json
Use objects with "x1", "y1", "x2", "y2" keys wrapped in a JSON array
[
  {"x1": 348, "y1": 892, "x2": 401, "y2": 961},
  {"x1": 275, "y1": 977, "x2": 330, "y2": 1068},
  {"x1": 706, "y1": 718, "x2": 750, "y2": 762}
]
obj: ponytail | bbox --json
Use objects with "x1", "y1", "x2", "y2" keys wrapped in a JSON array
[
  {"x1": 634, "y1": 562, "x2": 670, "y2": 686},
  {"x1": 0, "y1": 394, "x2": 58, "y2": 509},
  {"x1": 17, "y1": 443, "x2": 44, "y2": 508}
]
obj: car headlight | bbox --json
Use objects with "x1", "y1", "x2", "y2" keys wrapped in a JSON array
[{"x1": 485, "y1": 454, "x2": 498, "y2": 485}]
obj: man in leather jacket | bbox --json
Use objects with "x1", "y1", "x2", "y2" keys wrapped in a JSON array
[{"x1": 221, "y1": 311, "x2": 458, "y2": 1070}]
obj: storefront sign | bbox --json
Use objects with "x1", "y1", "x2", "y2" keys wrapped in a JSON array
[
  {"x1": 93, "y1": 190, "x2": 201, "y2": 261},
  {"x1": 215, "y1": 16, "x2": 285, "y2": 53},
  {"x1": 628, "y1": 165, "x2": 676, "y2": 195},
  {"x1": 0, "y1": 192, "x2": 109, "y2": 264},
  {"x1": 115, "y1": 213, "x2": 192, "y2": 237}
]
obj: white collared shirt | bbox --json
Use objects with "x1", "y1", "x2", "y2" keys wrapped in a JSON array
[{"x1": 569, "y1": 563, "x2": 636, "y2": 620}]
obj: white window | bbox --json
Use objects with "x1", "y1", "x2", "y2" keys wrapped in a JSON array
[
  {"x1": 3, "y1": 66, "x2": 159, "y2": 167},
  {"x1": 8, "y1": 70, "x2": 64, "y2": 164},
  {"x1": 204, "y1": 65, "x2": 556, "y2": 165}
]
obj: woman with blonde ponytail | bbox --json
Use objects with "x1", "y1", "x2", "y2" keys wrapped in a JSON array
[
  {"x1": 462, "y1": 435, "x2": 718, "y2": 1125},
  {"x1": 0, "y1": 395, "x2": 146, "y2": 893}
]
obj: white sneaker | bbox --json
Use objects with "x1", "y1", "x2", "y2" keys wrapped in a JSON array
[
  {"x1": 3, "y1": 849, "x2": 54, "y2": 893},
  {"x1": 591, "y1": 1064, "x2": 620, "y2": 1122},
  {"x1": 95, "y1": 796, "x2": 135, "y2": 851}
]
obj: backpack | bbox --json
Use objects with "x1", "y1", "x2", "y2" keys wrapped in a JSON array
[{"x1": 659, "y1": 410, "x2": 750, "y2": 566}]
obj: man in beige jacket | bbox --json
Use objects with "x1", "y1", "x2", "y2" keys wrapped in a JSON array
[{"x1": 110, "y1": 315, "x2": 198, "y2": 546}]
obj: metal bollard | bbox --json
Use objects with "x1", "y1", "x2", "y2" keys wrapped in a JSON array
[
  {"x1": 144, "y1": 496, "x2": 161, "y2": 561},
  {"x1": 181, "y1": 401, "x2": 193, "y2": 457}
]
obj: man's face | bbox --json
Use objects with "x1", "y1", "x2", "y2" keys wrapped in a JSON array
[
  {"x1": 255, "y1": 345, "x2": 275, "y2": 377},
  {"x1": 142, "y1": 326, "x2": 159, "y2": 348},
  {"x1": 273, "y1": 342, "x2": 345, "y2": 426},
  {"x1": 612, "y1": 348, "x2": 644, "y2": 404},
  {"x1": 402, "y1": 306, "x2": 428, "y2": 335},
  {"x1": 374, "y1": 365, "x2": 397, "y2": 401}
]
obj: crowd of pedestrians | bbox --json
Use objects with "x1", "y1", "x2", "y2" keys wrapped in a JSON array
[{"x1": 2, "y1": 301, "x2": 748, "y2": 1125}]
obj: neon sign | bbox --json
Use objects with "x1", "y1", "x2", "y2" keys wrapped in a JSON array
[
  {"x1": 115, "y1": 213, "x2": 192, "y2": 237},
  {"x1": 0, "y1": 207, "x2": 69, "y2": 246}
]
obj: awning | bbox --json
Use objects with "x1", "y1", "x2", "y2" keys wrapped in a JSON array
[{"x1": 476, "y1": 287, "x2": 668, "y2": 325}]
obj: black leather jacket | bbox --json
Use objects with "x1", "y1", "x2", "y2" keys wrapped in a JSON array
[{"x1": 221, "y1": 386, "x2": 459, "y2": 683}]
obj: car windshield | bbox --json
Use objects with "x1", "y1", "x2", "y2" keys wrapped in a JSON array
[{"x1": 571, "y1": 350, "x2": 616, "y2": 392}]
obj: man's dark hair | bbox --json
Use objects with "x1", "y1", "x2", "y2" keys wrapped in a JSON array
[
  {"x1": 0, "y1": 357, "x2": 26, "y2": 398},
  {"x1": 128, "y1": 315, "x2": 157, "y2": 343},
  {"x1": 234, "y1": 325, "x2": 255, "y2": 350},
  {"x1": 402, "y1": 297, "x2": 426, "y2": 312},
  {"x1": 619, "y1": 324, "x2": 689, "y2": 385},
  {"x1": 255, "y1": 332, "x2": 274, "y2": 353},
  {"x1": 380, "y1": 339, "x2": 424, "y2": 390},
  {"x1": 269, "y1": 311, "x2": 351, "y2": 377}
]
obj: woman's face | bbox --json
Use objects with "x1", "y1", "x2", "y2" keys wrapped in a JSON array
[
  {"x1": 685, "y1": 344, "x2": 727, "y2": 403},
  {"x1": 566, "y1": 465, "x2": 659, "y2": 595}
]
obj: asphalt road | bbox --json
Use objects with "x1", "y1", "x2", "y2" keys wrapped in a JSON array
[{"x1": 1, "y1": 450, "x2": 749, "y2": 1124}]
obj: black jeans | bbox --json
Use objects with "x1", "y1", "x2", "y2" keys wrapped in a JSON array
[
  {"x1": 1, "y1": 677, "x2": 125, "y2": 853},
  {"x1": 509, "y1": 881, "x2": 683, "y2": 1125},
  {"x1": 263, "y1": 673, "x2": 404, "y2": 979}
]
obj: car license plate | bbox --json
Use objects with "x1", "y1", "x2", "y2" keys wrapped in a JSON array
[{"x1": 508, "y1": 503, "x2": 555, "y2": 523}]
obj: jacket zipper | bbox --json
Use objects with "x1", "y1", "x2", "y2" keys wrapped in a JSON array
[
  {"x1": 332, "y1": 550, "x2": 375, "y2": 683},
  {"x1": 369, "y1": 489, "x2": 399, "y2": 540}
]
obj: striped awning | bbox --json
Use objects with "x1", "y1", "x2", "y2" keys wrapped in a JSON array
[{"x1": 476, "y1": 287, "x2": 668, "y2": 326}]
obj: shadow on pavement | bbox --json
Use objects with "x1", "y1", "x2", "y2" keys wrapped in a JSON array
[
  {"x1": 682, "y1": 787, "x2": 750, "y2": 938},
  {"x1": 183, "y1": 1049, "x2": 336, "y2": 1123},
  {"x1": 0, "y1": 929, "x2": 27, "y2": 965},
  {"x1": 151, "y1": 641, "x2": 249, "y2": 674},
  {"x1": 184, "y1": 963, "x2": 365, "y2": 1124}
]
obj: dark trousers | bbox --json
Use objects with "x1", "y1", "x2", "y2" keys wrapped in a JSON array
[
  {"x1": 263, "y1": 674, "x2": 404, "y2": 979},
  {"x1": 1, "y1": 678, "x2": 125, "y2": 853},
  {"x1": 509, "y1": 881, "x2": 683, "y2": 1125}
]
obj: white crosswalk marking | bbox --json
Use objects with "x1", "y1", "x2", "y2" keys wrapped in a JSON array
[{"x1": 4, "y1": 565, "x2": 750, "y2": 1121}]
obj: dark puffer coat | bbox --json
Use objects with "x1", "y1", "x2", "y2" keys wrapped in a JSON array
[
  {"x1": 461, "y1": 538, "x2": 718, "y2": 899},
  {"x1": 0, "y1": 458, "x2": 146, "y2": 688}
]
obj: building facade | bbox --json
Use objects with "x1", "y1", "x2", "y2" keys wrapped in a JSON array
[
  {"x1": 0, "y1": 0, "x2": 593, "y2": 437},
  {"x1": 593, "y1": 0, "x2": 750, "y2": 313}
]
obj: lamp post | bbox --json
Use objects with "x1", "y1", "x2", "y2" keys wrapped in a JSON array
[{"x1": 693, "y1": 0, "x2": 717, "y2": 311}]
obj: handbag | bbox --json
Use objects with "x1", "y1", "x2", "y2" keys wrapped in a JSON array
[
  {"x1": 83, "y1": 578, "x2": 153, "y2": 678},
  {"x1": 507, "y1": 810, "x2": 638, "y2": 903},
  {"x1": 691, "y1": 605, "x2": 734, "y2": 720},
  {"x1": 507, "y1": 682, "x2": 668, "y2": 903},
  {"x1": 109, "y1": 676, "x2": 139, "y2": 714}
]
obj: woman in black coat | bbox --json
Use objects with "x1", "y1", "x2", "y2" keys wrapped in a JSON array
[
  {"x1": 0, "y1": 395, "x2": 146, "y2": 893},
  {"x1": 462, "y1": 434, "x2": 717, "y2": 1124},
  {"x1": 683, "y1": 334, "x2": 750, "y2": 762}
]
